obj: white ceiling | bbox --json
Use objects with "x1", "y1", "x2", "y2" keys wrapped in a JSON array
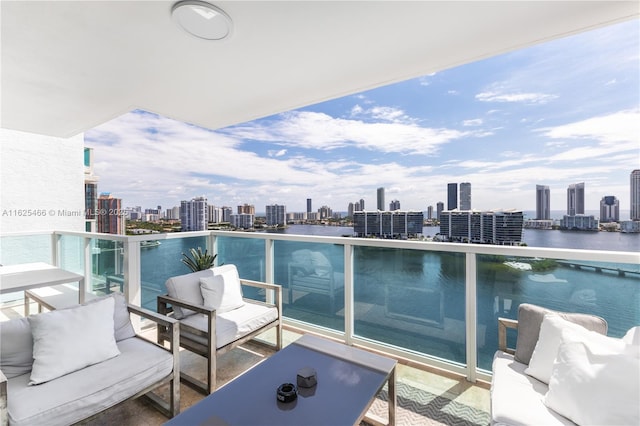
[{"x1": 1, "y1": 1, "x2": 638, "y2": 138}]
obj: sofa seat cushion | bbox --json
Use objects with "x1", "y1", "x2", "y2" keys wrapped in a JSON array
[
  {"x1": 491, "y1": 351, "x2": 575, "y2": 426},
  {"x1": 181, "y1": 302, "x2": 278, "y2": 349},
  {"x1": 6, "y1": 337, "x2": 173, "y2": 426}
]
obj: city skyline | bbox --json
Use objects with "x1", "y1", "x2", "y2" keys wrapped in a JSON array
[{"x1": 85, "y1": 20, "x2": 639, "y2": 216}]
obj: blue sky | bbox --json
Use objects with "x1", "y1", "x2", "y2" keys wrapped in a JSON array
[{"x1": 85, "y1": 19, "x2": 639, "y2": 217}]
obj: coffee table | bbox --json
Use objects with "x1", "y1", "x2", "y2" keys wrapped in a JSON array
[{"x1": 165, "y1": 334, "x2": 396, "y2": 426}]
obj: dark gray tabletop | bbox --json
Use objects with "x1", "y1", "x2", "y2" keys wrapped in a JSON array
[{"x1": 165, "y1": 334, "x2": 396, "y2": 426}]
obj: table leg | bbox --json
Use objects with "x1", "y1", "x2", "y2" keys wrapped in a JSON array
[
  {"x1": 79, "y1": 278, "x2": 86, "y2": 304},
  {"x1": 388, "y1": 366, "x2": 396, "y2": 426}
]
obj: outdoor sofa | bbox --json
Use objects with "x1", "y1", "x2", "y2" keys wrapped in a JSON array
[
  {"x1": 491, "y1": 303, "x2": 639, "y2": 425},
  {"x1": 0, "y1": 293, "x2": 180, "y2": 426},
  {"x1": 158, "y1": 264, "x2": 282, "y2": 394}
]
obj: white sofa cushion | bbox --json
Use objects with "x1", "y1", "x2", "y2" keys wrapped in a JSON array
[
  {"x1": 6, "y1": 337, "x2": 173, "y2": 426},
  {"x1": 181, "y1": 302, "x2": 278, "y2": 349},
  {"x1": 82, "y1": 293, "x2": 135, "y2": 341},
  {"x1": 491, "y1": 351, "x2": 574, "y2": 426},
  {"x1": 165, "y1": 268, "x2": 215, "y2": 318},
  {"x1": 200, "y1": 274, "x2": 244, "y2": 314},
  {"x1": 28, "y1": 296, "x2": 120, "y2": 385},
  {"x1": 0, "y1": 317, "x2": 33, "y2": 379},
  {"x1": 545, "y1": 340, "x2": 640, "y2": 426}
]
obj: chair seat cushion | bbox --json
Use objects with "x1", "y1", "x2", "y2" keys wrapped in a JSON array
[
  {"x1": 181, "y1": 302, "x2": 278, "y2": 349},
  {"x1": 491, "y1": 351, "x2": 575, "y2": 426},
  {"x1": 7, "y1": 337, "x2": 173, "y2": 426}
]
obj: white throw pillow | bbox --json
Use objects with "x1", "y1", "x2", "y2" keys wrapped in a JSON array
[
  {"x1": 525, "y1": 314, "x2": 593, "y2": 384},
  {"x1": 28, "y1": 296, "x2": 120, "y2": 385},
  {"x1": 623, "y1": 326, "x2": 640, "y2": 346},
  {"x1": 545, "y1": 341, "x2": 640, "y2": 425},
  {"x1": 200, "y1": 274, "x2": 244, "y2": 314}
]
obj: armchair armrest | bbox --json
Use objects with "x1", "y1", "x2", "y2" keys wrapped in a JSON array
[
  {"x1": 127, "y1": 304, "x2": 180, "y2": 354},
  {"x1": 1, "y1": 369, "x2": 7, "y2": 426},
  {"x1": 157, "y1": 294, "x2": 216, "y2": 316},
  {"x1": 498, "y1": 317, "x2": 518, "y2": 354}
]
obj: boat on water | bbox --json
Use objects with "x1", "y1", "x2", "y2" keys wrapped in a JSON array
[{"x1": 141, "y1": 240, "x2": 161, "y2": 248}]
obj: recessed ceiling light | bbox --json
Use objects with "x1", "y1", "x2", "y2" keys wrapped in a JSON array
[{"x1": 171, "y1": 1, "x2": 232, "y2": 41}]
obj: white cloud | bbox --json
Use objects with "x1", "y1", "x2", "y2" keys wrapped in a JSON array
[
  {"x1": 538, "y1": 109, "x2": 640, "y2": 146},
  {"x1": 462, "y1": 119, "x2": 483, "y2": 127},
  {"x1": 476, "y1": 91, "x2": 558, "y2": 104}
]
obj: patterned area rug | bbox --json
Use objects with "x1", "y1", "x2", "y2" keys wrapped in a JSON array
[{"x1": 364, "y1": 382, "x2": 490, "y2": 426}]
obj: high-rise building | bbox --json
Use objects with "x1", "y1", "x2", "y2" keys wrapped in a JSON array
[
  {"x1": 360, "y1": 198, "x2": 365, "y2": 211},
  {"x1": 427, "y1": 205, "x2": 433, "y2": 220},
  {"x1": 536, "y1": 185, "x2": 551, "y2": 220},
  {"x1": 436, "y1": 201, "x2": 444, "y2": 220},
  {"x1": 377, "y1": 187, "x2": 385, "y2": 210},
  {"x1": 231, "y1": 213, "x2": 254, "y2": 229},
  {"x1": 600, "y1": 196, "x2": 620, "y2": 223},
  {"x1": 306, "y1": 198, "x2": 312, "y2": 214},
  {"x1": 97, "y1": 193, "x2": 124, "y2": 234},
  {"x1": 84, "y1": 147, "x2": 99, "y2": 232},
  {"x1": 567, "y1": 182, "x2": 585, "y2": 216},
  {"x1": 459, "y1": 182, "x2": 471, "y2": 210},
  {"x1": 353, "y1": 211, "x2": 423, "y2": 238},
  {"x1": 265, "y1": 204, "x2": 286, "y2": 226},
  {"x1": 439, "y1": 209, "x2": 523, "y2": 245},
  {"x1": 631, "y1": 170, "x2": 640, "y2": 220},
  {"x1": 447, "y1": 183, "x2": 458, "y2": 210},
  {"x1": 180, "y1": 196, "x2": 207, "y2": 231},
  {"x1": 389, "y1": 200, "x2": 400, "y2": 211},
  {"x1": 318, "y1": 205, "x2": 332, "y2": 219},
  {"x1": 237, "y1": 204, "x2": 255, "y2": 215}
]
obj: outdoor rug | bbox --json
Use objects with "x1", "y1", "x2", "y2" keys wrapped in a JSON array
[{"x1": 363, "y1": 381, "x2": 490, "y2": 426}]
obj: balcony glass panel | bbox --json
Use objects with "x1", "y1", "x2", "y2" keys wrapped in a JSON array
[
  {"x1": 58, "y1": 234, "x2": 84, "y2": 276},
  {"x1": 476, "y1": 254, "x2": 640, "y2": 371},
  {"x1": 0, "y1": 234, "x2": 51, "y2": 266},
  {"x1": 216, "y1": 236, "x2": 265, "y2": 301},
  {"x1": 140, "y1": 236, "x2": 207, "y2": 310},
  {"x1": 353, "y1": 247, "x2": 466, "y2": 364},
  {"x1": 274, "y1": 240, "x2": 345, "y2": 332},
  {"x1": 91, "y1": 238, "x2": 124, "y2": 296}
]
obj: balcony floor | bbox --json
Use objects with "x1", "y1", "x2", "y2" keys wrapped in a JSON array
[{"x1": 1, "y1": 300, "x2": 491, "y2": 426}]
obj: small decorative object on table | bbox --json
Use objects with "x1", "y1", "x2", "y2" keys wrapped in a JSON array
[
  {"x1": 297, "y1": 367, "x2": 317, "y2": 388},
  {"x1": 277, "y1": 383, "x2": 298, "y2": 403}
]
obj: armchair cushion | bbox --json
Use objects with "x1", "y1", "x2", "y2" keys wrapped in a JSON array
[
  {"x1": 165, "y1": 269, "x2": 214, "y2": 319},
  {"x1": 28, "y1": 296, "x2": 120, "y2": 385},
  {"x1": 181, "y1": 302, "x2": 278, "y2": 349},
  {"x1": 0, "y1": 317, "x2": 33, "y2": 379},
  {"x1": 514, "y1": 303, "x2": 607, "y2": 364},
  {"x1": 82, "y1": 292, "x2": 135, "y2": 341}
]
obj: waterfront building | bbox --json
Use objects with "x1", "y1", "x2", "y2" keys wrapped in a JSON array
[
  {"x1": 447, "y1": 183, "x2": 458, "y2": 210},
  {"x1": 348, "y1": 202, "x2": 355, "y2": 218},
  {"x1": 536, "y1": 184, "x2": 551, "y2": 220},
  {"x1": 221, "y1": 207, "x2": 233, "y2": 223},
  {"x1": 599, "y1": 196, "x2": 619, "y2": 223},
  {"x1": 165, "y1": 206, "x2": 180, "y2": 220},
  {"x1": 97, "y1": 192, "x2": 125, "y2": 234},
  {"x1": 266, "y1": 204, "x2": 286, "y2": 226},
  {"x1": 389, "y1": 199, "x2": 400, "y2": 211},
  {"x1": 84, "y1": 147, "x2": 99, "y2": 232},
  {"x1": 460, "y1": 182, "x2": 471, "y2": 210},
  {"x1": 427, "y1": 205, "x2": 433, "y2": 220},
  {"x1": 560, "y1": 214, "x2": 598, "y2": 231},
  {"x1": 620, "y1": 220, "x2": 640, "y2": 233},
  {"x1": 524, "y1": 219, "x2": 553, "y2": 230},
  {"x1": 231, "y1": 213, "x2": 254, "y2": 229},
  {"x1": 631, "y1": 170, "x2": 640, "y2": 220},
  {"x1": 353, "y1": 210, "x2": 423, "y2": 238},
  {"x1": 436, "y1": 202, "x2": 444, "y2": 220},
  {"x1": 318, "y1": 205, "x2": 332, "y2": 220},
  {"x1": 360, "y1": 198, "x2": 365, "y2": 211},
  {"x1": 237, "y1": 204, "x2": 255, "y2": 215},
  {"x1": 180, "y1": 196, "x2": 207, "y2": 231},
  {"x1": 376, "y1": 187, "x2": 385, "y2": 210},
  {"x1": 306, "y1": 198, "x2": 312, "y2": 214},
  {"x1": 439, "y1": 209, "x2": 524, "y2": 245},
  {"x1": 567, "y1": 182, "x2": 585, "y2": 216},
  {"x1": 208, "y1": 205, "x2": 224, "y2": 223}
]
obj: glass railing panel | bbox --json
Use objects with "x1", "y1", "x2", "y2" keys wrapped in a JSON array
[
  {"x1": 58, "y1": 234, "x2": 84, "y2": 275},
  {"x1": 90, "y1": 238, "x2": 124, "y2": 296},
  {"x1": 0, "y1": 234, "x2": 51, "y2": 266},
  {"x1": 353, "y1": 247, "x2": 466, "y2": 364},
  {"x1": 476, "y1": 254, "x2": 640, "y2": 372},
  {"x1": 274, "y1": 240, "x2": 345, "y2": 332},
  {"x1": 140, "y1": 236, "x2": 207, "y2": 310},
  {"x1": 216, "y1": 236, "x2": 265, "y2": 301}
]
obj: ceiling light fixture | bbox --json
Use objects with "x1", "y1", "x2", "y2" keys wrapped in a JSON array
[{"x1": 171, "y1": 1, "x2": 232, "y2": 41}]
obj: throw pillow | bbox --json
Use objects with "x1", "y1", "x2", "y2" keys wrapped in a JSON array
[
  {"x1": 200, "y1": 274, "x2": 245, "y2": 314},
  {"x1": 0, "y1": 317, "x2": 33, "y2": 378},
  {"x1": 544, "y1": 341, "x2": 640, "y2": 425},
  {"x1": 514, "y1": 303, "x2": 607, "y2": 364},
  {"x1": 28, "y1": 296, "x2": 120, "y2": 385},
  {"x1": 623, "y1": 326, "x2": 640, "y2": 346},
  {"x1": 80, "y1": 292, "x2": 135, "y2": 341},
  {"x1": 165, "y1": 268, "x2": 214, "y2": 318}
]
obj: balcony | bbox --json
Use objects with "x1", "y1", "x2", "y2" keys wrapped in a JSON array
[{"x1": 1, "y1": 230, "x2": 638, "y2": 424}]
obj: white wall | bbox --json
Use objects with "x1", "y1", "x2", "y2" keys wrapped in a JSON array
[{"x1": 0, "y1": 128, "x2": 85, "y2": 233}]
